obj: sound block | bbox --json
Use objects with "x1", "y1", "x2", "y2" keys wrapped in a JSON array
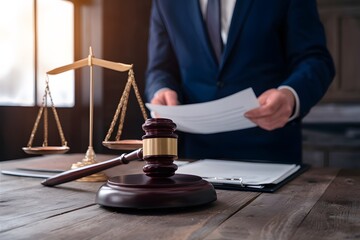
[{"x1": 96, "y1": 174, "x2": 217, "y2": 209}]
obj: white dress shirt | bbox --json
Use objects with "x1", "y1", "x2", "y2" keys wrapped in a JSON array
[{"x1": 199, "y1": 0, "x2": 236, "y2": 45}]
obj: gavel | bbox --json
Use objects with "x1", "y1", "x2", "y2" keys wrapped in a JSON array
[
  {"x1": 42, "y1": 118, "x2": 178, "y2": 187},
  {"x1": 42, "y1": 118, "x2": 216, "y2": 209}
]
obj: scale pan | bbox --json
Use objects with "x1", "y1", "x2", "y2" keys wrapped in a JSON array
[
  {"x1": 102, "y1": 140, "x2": 142, "y2": 150},
  {"x1": 22, "y1": 146, "x2": 70, "y2": 155}
]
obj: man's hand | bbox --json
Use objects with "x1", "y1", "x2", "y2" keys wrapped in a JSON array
[
  {"x1": 245, "y1": 88, "x2": 295, "y2": 131},
  {"x1": 151, "y1": 89, "x2": 178, "y2": 106}
]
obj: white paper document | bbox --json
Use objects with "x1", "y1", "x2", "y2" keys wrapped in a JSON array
[
  {"x1": 146, "y1": 88, "x2": 259, "y2": 134},
  {"x1": 176, "y1": 159, "x2": 301, "y2": 186}
]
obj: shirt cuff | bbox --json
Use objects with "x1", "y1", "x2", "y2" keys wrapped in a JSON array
[{"x1": 278, "y1": 85, "x2": 300, "y2": 121}]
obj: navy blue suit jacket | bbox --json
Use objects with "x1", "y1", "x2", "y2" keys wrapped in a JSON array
[{"x1": 145, "y1": 0, "x2": 335, "y2": 163}]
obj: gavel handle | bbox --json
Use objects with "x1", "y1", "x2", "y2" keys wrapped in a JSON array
[{"x1": 41, "y1": 148, "x2": 143, "y2": 187}]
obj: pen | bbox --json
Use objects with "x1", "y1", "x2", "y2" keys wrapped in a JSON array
[
  {"x1": 1, "y1": 170, "x2": 55, "y2": 179},
  {"x1": 202, "y1": 176, "x2": 244, "y2": 187}
]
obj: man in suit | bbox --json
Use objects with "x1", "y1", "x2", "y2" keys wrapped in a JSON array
[{"x1": 145, "y1": 0, "x2": 335, "y2": 163}]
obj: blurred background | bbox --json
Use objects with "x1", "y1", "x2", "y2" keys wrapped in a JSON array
[{"x1": 0, "y1": 0, "x2": 359, "y2": 168}]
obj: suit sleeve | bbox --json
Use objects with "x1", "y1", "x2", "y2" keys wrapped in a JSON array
[
  {"x1": 282, "y1": 0, "x2": 335, "y2": 118},
  {"x1": 145, "y1": 0, "x2": 182, "y2": 103}
]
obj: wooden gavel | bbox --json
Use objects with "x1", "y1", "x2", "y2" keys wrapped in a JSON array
[{"x1": 42, "y1": 118, "x2": 178, "y2": 186}]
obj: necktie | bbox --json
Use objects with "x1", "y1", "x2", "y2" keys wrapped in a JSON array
[{"x1": 206, "y1": 0, "x2": 222, "y2": 63}]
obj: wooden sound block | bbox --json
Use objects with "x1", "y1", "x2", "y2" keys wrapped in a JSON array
[{"x1": 96, "y1": 173, "x2": 217, "y2": 209}]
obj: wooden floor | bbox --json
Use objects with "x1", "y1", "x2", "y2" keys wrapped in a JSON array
[{"x1": 0, "y1": 154, "x2": 359, "y2": 240}]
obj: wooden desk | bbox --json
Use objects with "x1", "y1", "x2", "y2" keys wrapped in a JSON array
[{"x1": 1, "y1": 154, "x2": 359, "y2": 240}]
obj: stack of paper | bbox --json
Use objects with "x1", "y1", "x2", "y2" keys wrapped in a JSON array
[
  {"x1": 176, "y1": 159, "x2": 301, "y2": 187},
  {"x1": 146, "y1": 88, "x2": 259, "y2": 134}
]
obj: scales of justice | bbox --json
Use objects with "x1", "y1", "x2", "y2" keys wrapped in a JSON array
[{"x1": 24, "y1": 47, "x2": 217, "y2": 209}]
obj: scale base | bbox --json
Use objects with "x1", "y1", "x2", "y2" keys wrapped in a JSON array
[
  {"x1": 71, "y1": 161, "x2": 108, "y2": 182},
  {"x1": 71, "y1": 148, "x2": 108, "y2": 182},
  {"x1": 96, "y1": 174, "x2": 217, "y2": 209}
]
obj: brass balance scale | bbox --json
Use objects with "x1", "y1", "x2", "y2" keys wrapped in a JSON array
[
  {"x1": 23, "y1": 47, "x2": 217, "y2": 210},
  {"x1": 23, "y1": 47, "x2": 148, "y2": 181}
]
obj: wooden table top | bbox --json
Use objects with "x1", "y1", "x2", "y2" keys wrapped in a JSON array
[{"x1": 0, "y1": 154, "x2": 359, "y2": 240}]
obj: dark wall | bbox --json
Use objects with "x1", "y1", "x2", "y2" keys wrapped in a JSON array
[
  {"x1": 102, "y1": 0, "x2": 152, "y2": 145},
  {"x1": 317, "y1": 0, "x2": 360, "y2": 103},
  {"x1": 76, "y1": 0, "x2": 152, "y2": 156}
]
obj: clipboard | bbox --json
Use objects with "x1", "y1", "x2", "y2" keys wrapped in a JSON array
[
  {"x1": 177, "y1": 159, "x2": 310, "y2": 193},
  {"x1": 209, "y1": 164, "x2": 310, "y2": 193}
]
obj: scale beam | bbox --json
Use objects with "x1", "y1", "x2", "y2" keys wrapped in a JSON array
[
  {"x1": 47, "y1": 59, "x2": 88, "y2": 75},
  {"x1": 24, "y1": 47, "x2": 148, "y2": 182}
]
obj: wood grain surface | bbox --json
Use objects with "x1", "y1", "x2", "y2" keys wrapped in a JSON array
[{"x1": 0, "y1": 155, "x2": 359, "y2": 240}]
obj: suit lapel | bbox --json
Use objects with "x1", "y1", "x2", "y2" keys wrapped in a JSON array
[{"x1": 220, "y1": 0, "x2": 255, "y2": 70}]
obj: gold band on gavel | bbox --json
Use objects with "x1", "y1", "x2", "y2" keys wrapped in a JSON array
[{"x1": 143, "y1": 138, "x2": 177, "y2": 158}]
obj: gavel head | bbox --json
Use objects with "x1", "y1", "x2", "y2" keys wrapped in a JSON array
[{"x1": 142, "y1": 118, "x2": 178, "y2": 178}]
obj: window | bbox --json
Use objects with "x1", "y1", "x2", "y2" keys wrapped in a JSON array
[{"x1": 0, "y1": 0, "x2": 74, "y2": 107}]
